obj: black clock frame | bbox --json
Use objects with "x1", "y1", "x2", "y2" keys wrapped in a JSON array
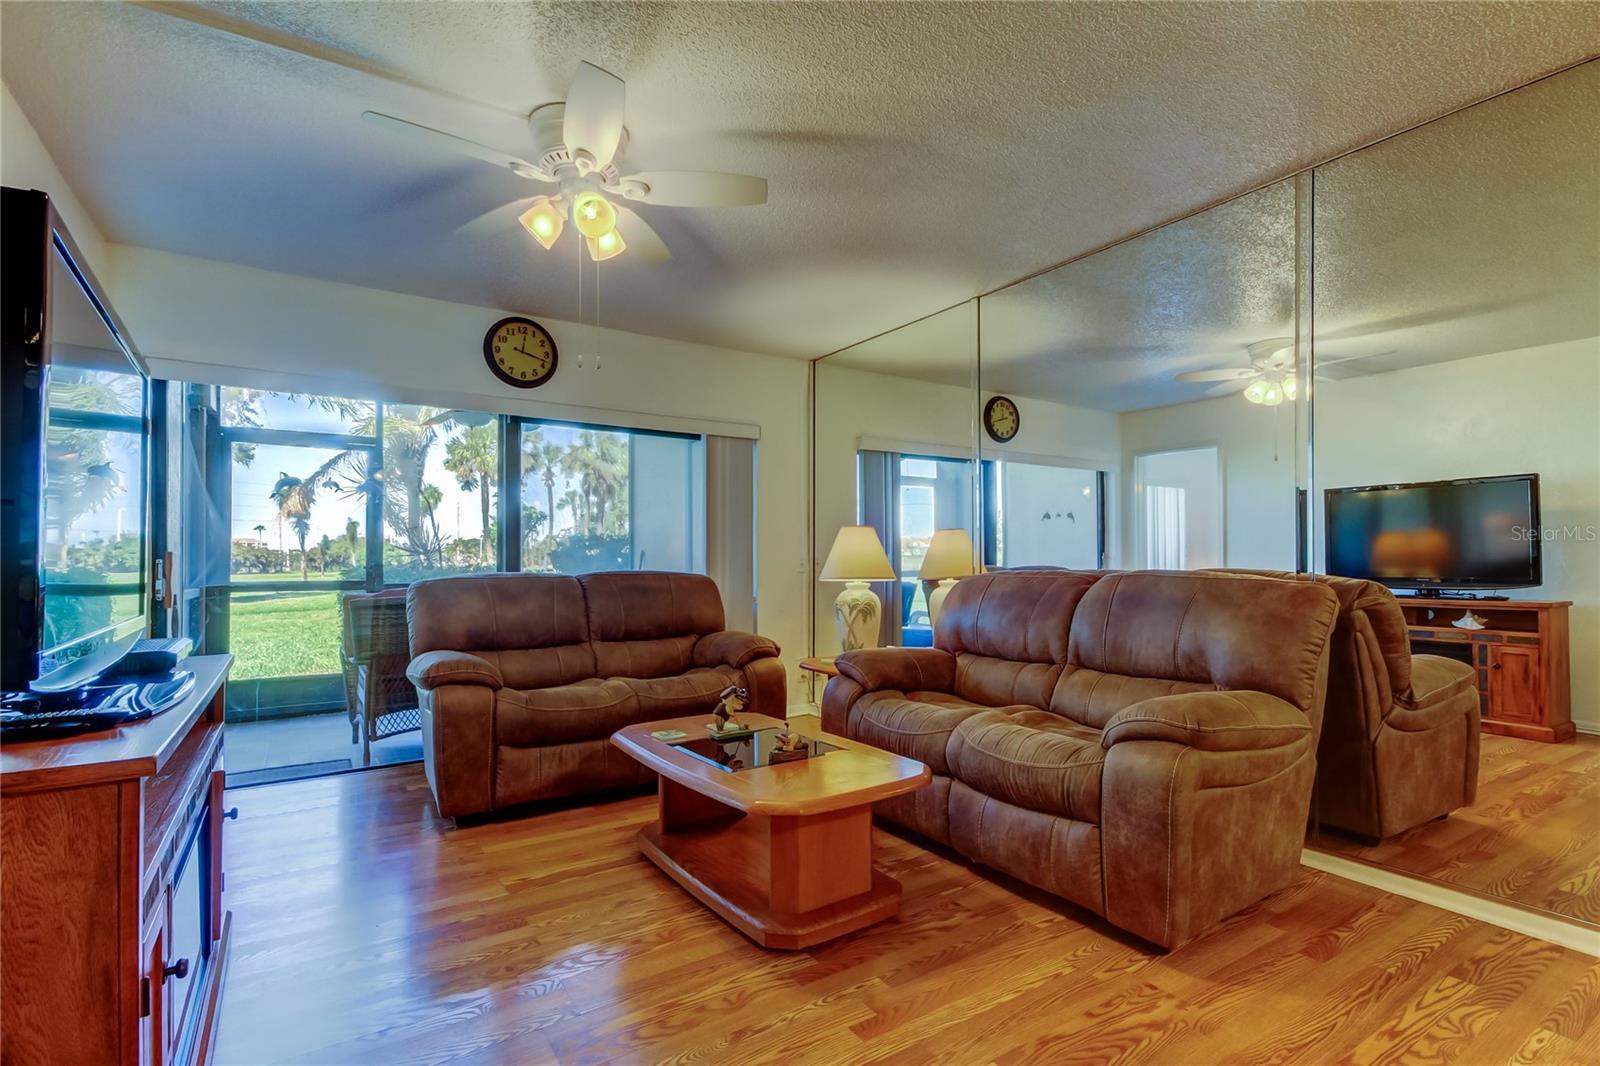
[
  {"x1": 483, "y1": 316, "x2": 559, "y2": 389},
  {"x1": 983, "y1": 395, "x2": 1021, "y2": 443}
]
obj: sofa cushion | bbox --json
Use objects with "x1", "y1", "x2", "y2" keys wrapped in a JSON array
[
  {"x1": 620, "y1": 666, "x2": 744, "y2": 717},
  {"x1": 1049, "y1": 667, "x2": 1216, "y2": 730},
  {"x1": 947, "y1": 709, "x2": 1105, "y2": 823},
  {"x1": 935, "y1": 570, "x2": 1099, "y2": 665},
  {"x1": 952, "y1": 654, "x2": 1062, "y2": 710},
  {"x1": 1067, "y1": 571, "x2": 1338, "y2": 715},
  {"x1": 408, "y1": 574, "x2": 597, "y2": 689},
  {"x1": 579, "y1": 571, "x2": 726, "y2": 640},
  {"x1": 851, "y1": 691, "x2": 1028, "y2": 774},
  {"x1": 591, "y1": 636, "x2": 699, "y2": 680},
  {"x1": 494, "y1": 679, "x2": 642, "y2": 746}
]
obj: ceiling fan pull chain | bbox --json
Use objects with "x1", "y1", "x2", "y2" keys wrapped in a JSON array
[
  {"x1": 595, "y1": 262, "x2": 601, "y2": 370},
  {"x1": 576, "y1": 234, "x2": 584, "y2": 369}
]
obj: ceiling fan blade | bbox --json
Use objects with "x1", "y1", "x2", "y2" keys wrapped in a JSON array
[
  {"x1": 619, "y1": 170, "x2": 768, "y2": 207},
  {"x1": 362, "y1": 111, "x2": 546, "y2": 177},
  {"x1": 613, "y1": 205, "x2": 671, "y2": 264},
  {"x1": 564, "y1": 62, "x2": 626, "y2": 169},
  {"x1": 457, "y1": 198, "x2": 535, "y2": 237},
  {"x1": 1176, "y1": 368, "x2": 1255, "y2": 382},
  {"x1": 1205, "y1": 380, "x2": 1251, "y2": 397}
]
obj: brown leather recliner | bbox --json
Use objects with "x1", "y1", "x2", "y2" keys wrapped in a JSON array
[
  {"x1": 1213, "y1": 569, "x2": 1479, "y2": 840},
  {"x1": 823, "y1": 569, "x2": 1340, "y2": 949},
  {"x1": 406, "y1": 570, "x2": 785, "y2": 818}
]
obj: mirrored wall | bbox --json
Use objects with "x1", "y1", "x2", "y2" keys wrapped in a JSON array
[
  {"x1": 1307, "y1": 60, "x2": 1599, "y2": 924},
  {"x1": 811, "y1": 58, "x2": 1599, "y2": 927}
]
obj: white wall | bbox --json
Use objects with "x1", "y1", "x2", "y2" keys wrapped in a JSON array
[
  {"x1": 1, "y1": 81, "x2": 109, "y2": 271},
  {"x1": 1315, "y1": 340, "x2": 1600, "y2": 732},
  {"x1": 1119, "y1": 393, "x2": 1302, "y2": 570},
  {"x1": 1001, "y1": 462, "x2": 1100, "y2": 568}
]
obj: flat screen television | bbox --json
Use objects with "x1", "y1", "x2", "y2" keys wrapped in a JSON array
[
  {"x1": 1324, "y1": 474, "x2": 1541, "y2": 591},
  {"x1": 2, "y1": 188, "x2": 151, "y2": 692}
]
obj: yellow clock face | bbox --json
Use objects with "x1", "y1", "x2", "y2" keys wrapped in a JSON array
[
  {"x1": 484, "y1": 317, "x2": 558, "y2": 388},
  {"x1": 985, "y1": 396, "x2": 1020, "y2": 442}
]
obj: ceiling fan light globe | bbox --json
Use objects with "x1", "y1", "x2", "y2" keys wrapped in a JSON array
[
  {"x1": 586, "y1": 228, "x2": 626, "y2": 262},
  {"x1": 518, "y1": 197, "x2": 565, "y2": 250},
  {"x1": 1283, "y1": 376, "x2": 1298, "y2": 400},
  {"x1": 1243, "y1": 379, "x2": 1269, "y2": 404},
  {"x1": 572, "y1": 192, "x2": 617, "y2": 239},
  {"x1": 1261, "y1": 383, "x2": 1285, "y2": 406}
]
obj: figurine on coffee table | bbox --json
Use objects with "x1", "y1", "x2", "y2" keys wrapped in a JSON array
[
  {"x1": 708, "y1": 685, "x2": 754, "y2": 739},
  {"x1": 768, "y1": 727, "x2": 810, "y2": 763}
]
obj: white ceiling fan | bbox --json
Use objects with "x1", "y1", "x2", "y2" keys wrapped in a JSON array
[
  {"x1": 1176, "y1": 338, "x2": 1399, "y2": 405},
  {"x1": 1176, "y1": 338, "x2": 1300, "y2": 405},
  {"x1": 362, "y1": 61, "x2": 768, "y2": 265}
]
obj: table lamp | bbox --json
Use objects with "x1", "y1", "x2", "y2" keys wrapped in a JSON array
[
  {"x1": 819, "y1": 525, "x2": 896, "y2": 651},
  {"x1": 919, "y1": 528, "x2": 975, "y2": 629}
]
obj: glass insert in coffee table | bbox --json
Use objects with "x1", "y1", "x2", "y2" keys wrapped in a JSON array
[{"x1": 669, "y1": 727, "x2": 841, "y2": 773}]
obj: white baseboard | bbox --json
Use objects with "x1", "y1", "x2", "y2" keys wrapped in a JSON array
[{"x1": 1301, "y1": 849, "x2": 1600, "y2": 956}]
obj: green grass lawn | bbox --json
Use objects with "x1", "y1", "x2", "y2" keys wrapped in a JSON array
[{"x1": 228, "y1": 584, "x2": 343, "y2": 681}]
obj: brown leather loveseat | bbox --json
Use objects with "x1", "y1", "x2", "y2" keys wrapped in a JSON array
[
  {"x1": 406, "y1": 570, "x2": 785, "y2": 818},
  {"x1": 1214, "y1": 570, "x2": 1480, "y2": 840},
  {"x1": 823, "y1": 568, "x2": 1340, "y2": 949}
]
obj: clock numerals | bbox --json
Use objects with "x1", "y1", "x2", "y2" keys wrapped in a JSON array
[{"x1": 484, "y1": 317, "x2": 558, "y2": 389}]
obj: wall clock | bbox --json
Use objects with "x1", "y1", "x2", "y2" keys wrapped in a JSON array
[
  {"x1": 483, "y1": 316, "x2": 558, "y2": 388},
  {"x1": 983, "y1": 395, "x2": 1020, "y2": 443}
]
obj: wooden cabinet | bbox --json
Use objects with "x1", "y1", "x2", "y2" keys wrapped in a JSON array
[
  {"x1": 1, "y1": 656, "x2": 233, "y2": 1066},
  {"x1": 1399, "y1": 599, "x2": 1573, "y2": 743}
]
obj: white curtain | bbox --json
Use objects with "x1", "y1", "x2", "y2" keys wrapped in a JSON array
[
  {"x1": 705, "y1": 435, "x2": 756, "y2": 631},
  {"x1": 1144, "y1": 485, "x2": 1187, "y2": 569}
]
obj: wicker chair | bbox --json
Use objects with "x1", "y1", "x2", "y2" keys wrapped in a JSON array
[{"x1": 340, "y1": 588, "x2": 422, "y2": 765}]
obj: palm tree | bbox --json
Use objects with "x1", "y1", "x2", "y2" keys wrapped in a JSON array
[
  {"x1": 558, "y1": 488, "x2": 584, "y2": 537},
  {"x1": 252, "y1": 523, "x2": 266, "y2": 543},
  {"x1": 442, "y1": 423, "x2": 497, "y2": 563},
  {"x1": 317, "y1": 534, "x2": 333, "y2": 575},
  {"x1": 418, "y1": 483, "x2": 444, "y2": 566},
  {"x1": 269, "y1": 472, "x2": 317, "y2": 580},
  {"x1": 525, "y1": 436, "x2": 566, "y2": 551}
]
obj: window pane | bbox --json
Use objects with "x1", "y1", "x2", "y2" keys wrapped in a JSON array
[
  {"x1": 231, "y1": 443, "x2": 369, "y2": 581},
  {"x1": 221, "y1": 387, "x2": 374, "y2": 434},
  {"x1": 41, "y1": 366, "x2": 147, "y2": 669},
  {"x1": 520, "y1": 422, "x2": 705, "y2": 575},
  {"x1": 227, "y1": 587, "x2": 344, "y2": 681},
  {"x1": 381, "y1": 406, "x2": 499, "y2": 582}
]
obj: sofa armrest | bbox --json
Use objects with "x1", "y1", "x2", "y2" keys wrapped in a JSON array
[
  {"x1": 835, "y1": 647, "x2": 956, "y2": 694},
  {"x1": 692, "y1": 630, "x2": 780, "y2": 669},
  {"x1": 1398, "y1": 654, "x2": 1476, "y2": 710},
  {"x1": 406, "y1": 650, "x2": 503, "y2": 691},
  {"x1": 1101, "y1": 690, "x2": 1311, "y2": 752}
]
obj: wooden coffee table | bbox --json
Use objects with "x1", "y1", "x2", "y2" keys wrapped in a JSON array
[{"x1": 611, "y1": 713, "x2": 930, "y2": 949}]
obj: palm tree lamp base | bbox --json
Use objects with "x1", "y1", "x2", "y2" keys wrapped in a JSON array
[{"x1": 833, "y1": 581, "x2": 882, "y2": 652}]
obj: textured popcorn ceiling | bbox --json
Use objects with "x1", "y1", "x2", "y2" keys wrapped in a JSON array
[
  {"x1": 830, "y1": 61, "x2": 1598, "y2": 412},
  {"x1": 2, "y1": 1, "x2": 1596, "y2": 362}
]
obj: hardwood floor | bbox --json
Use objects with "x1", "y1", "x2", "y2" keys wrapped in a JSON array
[
  {"x1": 215, "y1": 763, "x2": 1600, "y2": 1065},
  {"x1": 1312, "y1": 733, "x2": 1600, "y2": 923}
]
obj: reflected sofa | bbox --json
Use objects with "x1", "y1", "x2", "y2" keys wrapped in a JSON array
[
  {"x1": 406, "y1": 571, "x2": 785, "y2": 818},
  {"x1": 1214, "y1": 569, "x2": 1480, "y2": 840},
  {"x1": 822, "y1": 568, "x2": 1340, "y2": 949}
]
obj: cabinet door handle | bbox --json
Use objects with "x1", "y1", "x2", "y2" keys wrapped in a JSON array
[
  {"x1": 1491, "y1": 663, "x2": 1502, "y2": 670},
  {"x1": 223, "y1": 806, "x2": 239, "y2": 820},
  {"x1": 163, "y1": 957, "x2": 189, "y2": 980}
]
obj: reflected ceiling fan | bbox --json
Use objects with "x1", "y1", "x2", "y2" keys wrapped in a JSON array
[
  {"x1": 1176, "y1": 338, "x2": 1396, "y2": 405},
  {"x1": 362, "y1": 61, "x2": 768, "y2": 265},
  {"x1": 1177, "y1": 339, "x2": 1300, "y2": 405}
]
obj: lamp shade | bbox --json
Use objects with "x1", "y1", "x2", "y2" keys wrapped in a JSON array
[
  {"x1": 819, "y1": 526, "x2": 896, "y2": 582},
  {"x1": 919, "y1": 528, "x2": 975, "y2": 581}
]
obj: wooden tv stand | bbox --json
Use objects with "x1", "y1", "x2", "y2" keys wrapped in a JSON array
[
  {"x1": 1, "y1": 655, "x2": 233, "y2": 1066},
  {"x1": 1396, "y1": 598, "x2": 1572, "y2": 742}
]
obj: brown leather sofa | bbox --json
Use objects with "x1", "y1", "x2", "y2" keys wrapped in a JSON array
[
  {"x1": 406, "y1": 571, "x2": 785, "y2": 818},
  {"x1": 823, "y1": 568, "x2": 1340, "y2": 949},
  {"x1": 1214, "y1": 569, "x2": 1479, "y2": 840}
]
